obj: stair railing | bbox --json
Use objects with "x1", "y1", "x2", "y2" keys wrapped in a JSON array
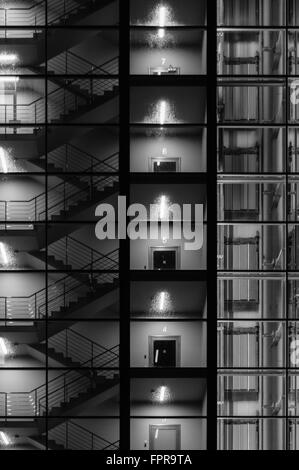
[
  {"x1": 47, "y1": 0, "x2": 116, "y2": 26},
  {"x1": 47, "y1": 0, "x2": 93, "y2": 25},
  {"x1": 0, "y1": 1, "x2": 45, "y2": 31},
  {"x1": 48, "y1": 328, "x2": 119, "y2": 368},
  {"x1": 44, "y1": 174, "x2": 118, "y2": 219},
  {"x1": 49, "y1": 420, "x2": 119, "y2": 450},
  {"x1": 0, "y1": 174, "x2": 118, "y2": 222},
  {"x1": 39, "y1": 270, "x2": 119, "y2": 319},
  {"x1": 0, "y1": 351, "x2": 119, "y2": 416},
  {"x1": 0, "y1": 76, "x2": 117, "y2": 126},
  {"x1": 0, "y1": 288, "x2": 46, "y2": 324},
  {"x1": 48, "y1": 144, "x2": 118, "y2": 172},
  {"x1": 47, "y1": 78, "x2": 118, "y2": 121},
  {"x1": 0, "y1": 267, "x2": 119, "y2": 323},
  {"x1": 48, "y1": 52, "x2": 119, "y2": 76},
  {"x1": 0, "y1": 96, "x2": 45, "y2": 125},
  {"x1": 0, "y1": 192, "x2": 46, "y2": 223},
  {"x1": 48, "y1": 236, "x2": 119, "y2": 270}
]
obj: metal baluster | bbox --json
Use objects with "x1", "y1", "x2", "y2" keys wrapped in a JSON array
[
  {"x1": 66, "y1": 236, "x2": 68, "y2": 267},
  {"x1": 66, "y1": 421, "x2": 69, "y2": 449},
  {"x1": 64, "y1": 375, "x2": 66, "y2": 404},
  {"x1": 91, "y1": 342, "x2": 94, "y2": 368},
  {"x1": 66, "y1": 328, "x2": 68, "y2": 359}
]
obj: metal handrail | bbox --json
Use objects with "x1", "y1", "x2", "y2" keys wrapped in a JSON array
[
  {"x1": 0, "y1": 174, "x2": 118, "y2": 222},
  {"x1": 0, "y1": 250, "x2": 119, "y2": 323},
  {"x1": 49, "y1": 422, "x2": 117, "y2": 450},
  {"x1": 48, "y1": 144, "x2": 118, "y2": 172},
  {"x1": 0, "y1": 346, "x2": 119, "y2": 416},
  {"x1": 48, "y1": 53, "x2": 119, "y2": 76},
  {"x1": 47, "y1": 235, "x2": 119, "y2": 270},
  {"x1": 0, "y1": 77, "x2": 118, "y2": 125},
  {"x1": 47, "y1": 328, "x2": 119, "y2": 367},
  {"x1": 49, "y1": 420, "x2": 119, "y2": 450}
]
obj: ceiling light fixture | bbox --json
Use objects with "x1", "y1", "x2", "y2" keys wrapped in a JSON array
[
  {"x1": 0, "y1": 338, "x2": 8, "y2": 355},
  {"x1": 159, "y1": 291, "x2": 166, "y2": 311},
  {"x1": 158, "y1": 28, "x2": 165, "y2": 39},
  {"x1": 0, "y1": 54, "x2": 17, "y2": 64},
  {"x1": 159, "y1": 385, "x2": 166, "y2": 402},
  {"x1": 0, "y1": 431, "x2": 9, "y2": 446},
  {"x1": 159, "y1": 101, "x2": 166, "y2": 125},
  {"x1": 0, "y1": 76, "x2": 19, "y2": 83},
  {"x1": 0, "y1": 147, "x2": 8, "y2": 173},
  {"x1": 0, "y1": 242, "x2": 9, "y2": 265},
  {"x1": 159, "y1": 194, "x2": 168, "y2": 219},
  {"x1": 159, "y1": 6, "x2": 166, "y2": 27}
]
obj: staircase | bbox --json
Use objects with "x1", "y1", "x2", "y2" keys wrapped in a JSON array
[
  {"x1": 31, "y1": 236, "x2": 119, "y2": 270},
  {"x1": 31, "y1": 328, "x2": 119, "y2": 368},
  {"x1": 30, "y1": 420, "x2": 119, "y2": 450},
  {"x1": 0, "y1": 77, "x2": 118, "y2": 126},
  {"x1": 30, "y1": 145, "x2": 118, "y2": 174},
  {"x1": 48, "y1": 80, "x2": 119, "y2": 123},
  {"x1": 45, "y1": 54, "x2": 118, "y2": 76},
  {"x1": 47, "y1": 0, "x2": 117, "y2": 27},
  {"x1": 0, "y1": 365, "x2": 119, "y2": 417},
  {"x1": 0, "y1": 0, "x2": 117, "y2": 30},
  {"x1": 48, "y1": 420, "x2": 119, "y2": 450},
  {"x1": 0, "y1": 174, "x2": 118, "y2": 223},
  {"x1": 0, "y1": 267, "x2": 119, "y2": 324}
]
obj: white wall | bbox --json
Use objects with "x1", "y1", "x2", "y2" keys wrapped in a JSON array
[
  {"x1": 0, "y1": 176, "x2": 45, "y2": 200},
  {"x1": 0, "y1": 369, "x2": 45, "y2": 392},
  {"x1": 130, "y1": 418, "x2": 207, "y2": 450},
  {"x1": 131, "y1": 403, "x2": 204, "y2": 417},
  {"x1": 0, "y1": 273, "x2": 45, "y2": 296},
  {"x1": 130, "y1": 227, "x2": 207, "y2": 270},
  {"x1": 70, "y1": 321, "x2": 119, "y2": 349},
  {"x1": 130, "y1": 132, "x2": 206, "y2": 172},
  {"x1": 130, "y1": 321, "x2": 206, "y2": 367},
  {"x1": 130, "y1": 43, "x2": 206, "y2": 75}
]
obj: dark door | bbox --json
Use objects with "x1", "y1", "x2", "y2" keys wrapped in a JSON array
[
  {"x1": 153, "y1": 161, "x2": 177, "y2": 172},
  {"x1": 153, "y1": 250, "x2": 176, "y2": 270},
  {"x1": 153, "y1": 340, "x2": 176, "y2": 367}
]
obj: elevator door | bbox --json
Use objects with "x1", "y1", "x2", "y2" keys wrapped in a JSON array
[
  {"x1": 153, "y1": 161, "x2": 177, "y2": 172},
  {"x1": 153, "y1": 340, "x2": 176, "y2": 367},
  {"x1": 153, "y1": 250, "x2": 176, "y2": 270},
  {"x1": 149, "y1": 425, "x2": 181, "y2": 450}
]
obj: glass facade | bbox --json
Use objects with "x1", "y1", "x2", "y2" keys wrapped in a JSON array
[{"x1": 217, "y1": 0, "x2": 299, "y2": 450}]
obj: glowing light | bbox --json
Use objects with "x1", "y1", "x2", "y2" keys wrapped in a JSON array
[
  {"x1": 159, "y1": 6, "x2": 166, "y2": 26},
  {"x1": 159, "y1": 101, "x2": 166, "y2": 125},
  {"x1": 0, "y1": 54, "x2": 17, "y2": 64},
  {"x1": 0, "y1": 431, "x2": 10, "y2": 446},
  {"x1": 159, "y1": 194, "x2": 168, "y2": 219},
  {"x1": 0, "y1": 147, "x2": 7, "y2": 173},
  {"x1": 155, "y1": 429, "x2": 159, "y2": 439},
  {"x1": 0, "y1": 242, "x2": 8, "y2": 265},
  {"x1": 150, "y1": 290, "x2": 172, "y2": 316},
  {"x1": 159, "y1": 385, "x2": 166, "y2": 402},
  {"x1": 158, "y1": 28, "x2": 165, "y2": 39},
  {"x1": 162, "y1": 147, "x2": 167, "y2": 155},
  {"x1": 0, "y1": 76, "x2": 19, "y2": 83},
  {"x1": 159, "y1": 292, "x2": 166, "y2": 311},
  {"x1": 0, "y1": 338, "x2": 8, "y2": 355},
  {"x1": 157, "y1": 4, "x2": 166, "y2": 38}
]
